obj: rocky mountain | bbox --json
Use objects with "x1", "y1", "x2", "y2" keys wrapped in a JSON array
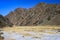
[
  {"x1": 0, "y1": 14, "x2": 13, "y2": 28},
  {"x1": 5, "y1": 2, "x2": 60, "y2": 26}
]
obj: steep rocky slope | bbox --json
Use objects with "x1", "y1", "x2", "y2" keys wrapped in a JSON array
[
  {"x1": 0, "y1": 14, "x2": 13, "y2": 28},
  {"x1": 6, "y1": 3, "x2": 60, "y2": 26}
]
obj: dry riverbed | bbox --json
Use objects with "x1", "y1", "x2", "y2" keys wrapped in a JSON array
[{"x1": 0, "y1": 26, "x2": 60, "y2": 40}]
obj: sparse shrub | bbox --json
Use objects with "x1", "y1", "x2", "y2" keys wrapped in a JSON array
[
  {"x1": 55, "y1": 11, "x2": 60, "y2": 14},
  {"x1": 47, "y1": 16, "x2": 51, "y2": 21}
]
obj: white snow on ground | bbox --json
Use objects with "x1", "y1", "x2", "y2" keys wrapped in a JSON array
[{"x1": 1, "y1": 30, "x2": 60, "y2": 40}]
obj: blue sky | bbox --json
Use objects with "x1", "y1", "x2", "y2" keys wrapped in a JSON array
[{"x1": 0, "y1": 0, "x2": 60, "y2": 16}]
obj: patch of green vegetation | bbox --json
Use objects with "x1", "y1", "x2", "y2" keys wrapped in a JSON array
[{"x1": 55, "y1": 11, "x2": 60, "y2": 14}]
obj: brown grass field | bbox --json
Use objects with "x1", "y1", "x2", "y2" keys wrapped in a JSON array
[{"x1": 1, "y1": 25, "x2": 60, "y2": 34}]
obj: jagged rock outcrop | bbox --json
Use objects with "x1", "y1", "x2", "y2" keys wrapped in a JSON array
[
  {"x1": 0, "y1": 14, "x2": 13, "y2": 28},
  {"x1": 6, "y1": 3, "x2": 60, "y2": 26}
]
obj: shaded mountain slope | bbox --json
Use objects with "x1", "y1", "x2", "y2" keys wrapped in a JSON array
[{"x1": 0, "y1": 14, "x2": 13, "y2": 28}]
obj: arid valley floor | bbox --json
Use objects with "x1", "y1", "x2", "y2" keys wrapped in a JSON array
[{"x1": 0, "y1": 26, "x2": 60, "y2": 40}]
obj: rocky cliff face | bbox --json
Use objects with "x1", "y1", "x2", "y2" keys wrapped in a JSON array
[
  {"x1": 6, "y1": 3, "x2": 60, "y2": 26},
  {"x1": 0, "y1": 14, "x2": 13, "y2": 28}
]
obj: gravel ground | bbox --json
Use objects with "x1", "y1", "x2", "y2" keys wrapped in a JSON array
[{"x1": 0, "y1": 30, "x2": 60, "y2": 40}]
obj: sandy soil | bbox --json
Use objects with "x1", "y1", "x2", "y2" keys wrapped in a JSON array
[{"x1": 0, "y1": 26, "x2": 60, "y2": 40}]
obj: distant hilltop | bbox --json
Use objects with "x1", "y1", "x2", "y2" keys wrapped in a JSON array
[{"x1": 0, "y1": 2, "x2": 60, "y2": 27}]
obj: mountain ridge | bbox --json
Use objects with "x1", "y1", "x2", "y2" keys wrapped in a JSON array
[{"x1": 3, "y1": 3, "x2": 60, "y2": 26}]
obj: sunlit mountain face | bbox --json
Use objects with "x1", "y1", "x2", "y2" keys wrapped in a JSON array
[
  {"x1": 0, "y1": 2, "x2": 60, "y2": 27},
  {"x1": 5, "y1": 3, "x2": 60, "y2": 26}
]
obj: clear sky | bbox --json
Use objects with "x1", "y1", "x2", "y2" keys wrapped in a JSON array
[{"x1": 0, "y1": 0, "x2": 60, "y2": 16}]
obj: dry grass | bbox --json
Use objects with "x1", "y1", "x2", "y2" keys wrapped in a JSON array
[
  {"x1": 2, "y1": 25, "x2": 60, "y2": 31},
  {"x1": 1, "y1": 25, "x2": 60, "y2": 34}
]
